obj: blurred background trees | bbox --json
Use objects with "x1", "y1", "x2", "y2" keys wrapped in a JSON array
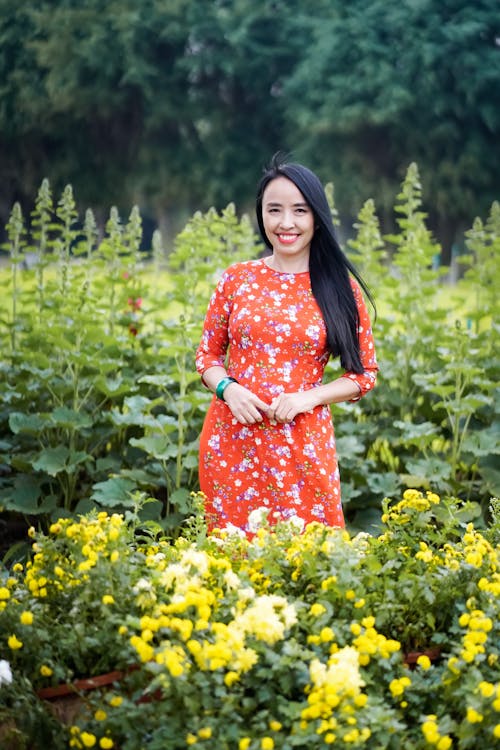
[{"x1": 1, "y1": 0, "x2": 499, "y2": 255}]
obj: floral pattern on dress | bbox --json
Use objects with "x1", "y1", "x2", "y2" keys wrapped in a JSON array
[{"x1": 196, "y1": 259, "x2": 378, "y2": 534}]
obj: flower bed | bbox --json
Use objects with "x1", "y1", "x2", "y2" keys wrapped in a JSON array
[{"x1": 1, "y1": 491, "x2": 499, "y2": 749}]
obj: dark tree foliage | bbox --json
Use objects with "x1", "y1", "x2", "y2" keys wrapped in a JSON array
[{"x1": 0, "y1": 0, "x2": 498, "y2": 253}]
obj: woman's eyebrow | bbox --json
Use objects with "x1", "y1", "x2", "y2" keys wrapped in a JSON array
[{"x1": 265, "y1": 201, "x2": 308, "y2": 207}]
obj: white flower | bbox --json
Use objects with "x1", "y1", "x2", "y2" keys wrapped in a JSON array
[
  {"x1": 286, "y1": 515, "x2": 305, "y2": 534},
  {"x1": 223, "y1": 523, "x2": 246, "y2": 539},
  {"x1": 0, "y1": 659, "x2": 13, "y2": 686},
  {"x1": 247, "y1": 507, "x2": 269, "y2": 532}
]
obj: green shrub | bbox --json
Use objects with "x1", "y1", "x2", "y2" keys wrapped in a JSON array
[{"x1": 0, "y1": 166, "x2": 498, "y2": 543}]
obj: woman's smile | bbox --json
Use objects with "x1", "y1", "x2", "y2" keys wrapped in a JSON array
[{"x1": 262, "y1": 176, "x2": 315, "y2": 271}]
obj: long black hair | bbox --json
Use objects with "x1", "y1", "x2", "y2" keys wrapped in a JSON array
[{"x1": 256, "y1": 153, "x2": 375, "y2": 374}]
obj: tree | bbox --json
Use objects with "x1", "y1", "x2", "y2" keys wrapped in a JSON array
[{"x1": 282, "y1": 0, "x2": 500, "y2": 260}]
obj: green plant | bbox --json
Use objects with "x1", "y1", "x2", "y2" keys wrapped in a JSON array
[
  {"x1": 339, "y1": 164, "x2": 499, "y2": 527},
  {"x1": 0, "y1": 168, "x2": 498, "y2": 540},
  {"x1": 1, "y1": 490, "x2": 498, "y2": 749}
]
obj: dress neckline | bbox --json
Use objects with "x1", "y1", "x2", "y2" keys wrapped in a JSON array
[{"x1": 260, "y1": 257, "x2": 310, "y2": 276}]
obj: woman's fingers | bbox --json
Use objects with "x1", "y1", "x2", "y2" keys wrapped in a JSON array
[{"x1": 224, "y1": 386, "x2": 270, "y2": 424}]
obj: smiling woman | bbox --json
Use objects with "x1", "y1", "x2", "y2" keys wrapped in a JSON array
[
  {"x1": 195, "y1": 154, "x2": 378, "y2": 536},
  {"x1": 261, "y1": 176, "x2": 315, "y2": 273}
]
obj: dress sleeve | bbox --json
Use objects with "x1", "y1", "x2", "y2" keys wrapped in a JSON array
[
  {"x1": 341, "y1": 279, "x2": 378, "y2": 402},
  {"x1": 195, "y1": 269, "x2": 232, "y2": 376}
]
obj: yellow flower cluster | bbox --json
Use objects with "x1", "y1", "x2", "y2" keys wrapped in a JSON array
[
  {"x1": 301, "y1": 645, "x2": 371, "y2": 744},
  {"x1": 69, "y1": 725, "x2": 114, "y2": 748},
  {"x1": 421, "y1": 715, "x2": 452, "y2": 749},
  {"x1": 381, "y1": 489, "x2": 441, "y2": 525},
  {"x1": 349, "y1": 617, "x2": 400, "y2": 666},
  {"x1": 24, "y1": 513, "x2": 126, "y2": 598},
  {"x1": 457, "y1": 605, "x2": 494, "y2": 664},
  {"x1": 127, "y1": 545, "x2": 297, "y2": 682}
]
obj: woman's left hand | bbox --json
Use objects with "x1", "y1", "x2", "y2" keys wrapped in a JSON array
[{"x1": 267, "y1": 390, "x2": 319, "y2": 423}]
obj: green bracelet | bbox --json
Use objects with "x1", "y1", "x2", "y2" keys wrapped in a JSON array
[{"x1": 216, "y1": 376, "x2": 238, "y2": 401}]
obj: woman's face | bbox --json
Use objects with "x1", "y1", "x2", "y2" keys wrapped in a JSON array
[{"x1": 262, "y1": 176, "x2": 315, "y2": 265}]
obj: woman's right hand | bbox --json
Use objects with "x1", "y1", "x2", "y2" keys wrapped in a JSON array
[{"x1": 223, "y1": 383, "x2": 270, "y2": 424}]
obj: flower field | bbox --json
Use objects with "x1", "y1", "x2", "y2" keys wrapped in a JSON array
[
  {"x1": 0, "y1": 164, "x2": 498, "y2": 546},
  {"x1": 0, "y1": 165, "x2": 498, "y2": 746},
  {"x1": 1, "y1": 490, "x2": 499, "y2": 749}
]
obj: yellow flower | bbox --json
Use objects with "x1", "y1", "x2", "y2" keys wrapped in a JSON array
[
  {"x1": 40, "y1": 665, "x2": 53, "y2": 677},
  {"x1": 99, "y1": 739, "x2": 114, "y2": 749},
  {"x1": 108, "y1": 695, "x2": 123, "y2": 708},
  {"x1": 94, "y1": 710, "x2": 107, "y2": 721},
  {"x1": 8, "y1": 634, "x2": 23, "y2": 650},
  {"x1": 416, "y1": 654, "x2": 431, "y2": 670},
  {"x1": 186, "y1": 734, "x2": 197, "y2": 745},
  {"x1": 320, "y1": 627, "x2": 334, "y2": 643},
  {"x1": 261, "y1": 738, "x2": 274, "y2": 750},
  {"x1": 102, "y1": 595, "x2": 115, "y2": 605},
  {"x1": 478, "y1": 681, "x2": 495, "y2": 698},
  {"x1": 81, "y1": 732, "x2": 97, "y2": 747},
  {"x1": 239, "y1": 740, "x2": 251, "y2": 750},
  {"x1": 493, "y1": 725, "x2": 500, "y2": 739},
  {"x1": 224, "y1": 671, "x2": 239, "y2": 687},
  {"x1": 421, "y1": 719, "x2": 439, "y2": 744},
  {"x1": 0, "y1": 587, "x2": 10, "y2": 600},
  {"x1": 310, "y1": 603, "x2": 326, "y2": 617},
  {"x1": 198, "y1": 727, "x2": 212, "y2": 739},
  {"x1": 466, "y1": 707, "x2": 483, "y2": 723},
  {"x1": 20, "y1": 611, "x2": 34, "y2": 625},
  {"x1": 389, "y1": 677, "x2": 411, "y2": 698},
  {"x1": 269, "y1": 720, "x2": 282, "y2": 731},
  {"x1": 437, "y1": 737, "x2": 452, "y2": 750}
]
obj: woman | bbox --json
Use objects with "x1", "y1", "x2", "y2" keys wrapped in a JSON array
[{"x1": 195, "y1": 155, "x2": 378, "y2": 534}]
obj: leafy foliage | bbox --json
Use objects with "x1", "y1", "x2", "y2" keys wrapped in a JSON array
[
  {"x1": 0, "y1": 165, "x2": 498, "y2": 540},
  {"x1": 0, "y1": 0, "x2": 498, "y2": 249},
  {"x1": 0, "y1": 184, "x2": 256, "y2": 535}
]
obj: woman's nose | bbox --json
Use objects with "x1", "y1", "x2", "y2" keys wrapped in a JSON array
[{"x1": 279, "y1": 211, "x2": 294, "y2": 229}]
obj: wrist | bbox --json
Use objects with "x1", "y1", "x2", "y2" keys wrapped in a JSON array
[{"x1": 215, "y1": 377, "x2": 238, "y2": 401}]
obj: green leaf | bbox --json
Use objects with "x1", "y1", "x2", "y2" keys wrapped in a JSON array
[
  {"x1": 9, "y1": 412, "x2": 47, "y2": 434},
  {"x1": 31, "y1": 446, "x2": 70, "y2": 475},
  {"x1": 168, "y1": 487, "x2": 191, "y2": 513},
  {"x1": 129, "y1": 435, "x2": 176, "y2": 459},
  {"x1": 4, "y1": 474, "x2": 44, "y2": 514},
  {"x1": 404, "y1": 457, "x2": 451, "y2": 482},
  {"x1": 32, "y1": 447, "x2": 91, "y2": 476},
  {"x1": 90, "y1": 477, "x2": 138, "y2": 507},
  {"x1": 49, "y1": 406, "x2": 93, "y2": 429},
  {"x1": 366, "y1": 472, "x2": 401, "y2": 497}
]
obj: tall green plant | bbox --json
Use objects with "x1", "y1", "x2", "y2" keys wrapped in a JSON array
[
  {"x1": 90, "y1": 203, "x2": 260, "y2": 530},
  {"x1": 331, "y1": 165, "x2": 498, "y2": 528}
]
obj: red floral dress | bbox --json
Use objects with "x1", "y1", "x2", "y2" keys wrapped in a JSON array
[{"x1": 195, "y1": 259, "x2": 378, "y2": 534}]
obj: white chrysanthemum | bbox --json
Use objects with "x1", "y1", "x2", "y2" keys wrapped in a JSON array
[
  {"x1": 234, "y1": 595, "x2": 297, "y2": 644},
  {"x1": 285, "y1": 515, "x2": 305, "y2": 534},
  {"x1": 0, "y1": 659, "x2": 13, "y2": 686},
  {"x1": 310, "y1": 647, "x2": 365, "y2": 697},
  {"x1": 181, "y1": 548, "x2": 210, "y2": 575},
  {"x1": 247, "y1": 506, "x2": 270, "y2": 532},
  {"x1": 223, "y1": 569, "x2": 241, "y2": 590},
  {"x1": 223, "y1": 523, "x2": 247, "y2": 538}
]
